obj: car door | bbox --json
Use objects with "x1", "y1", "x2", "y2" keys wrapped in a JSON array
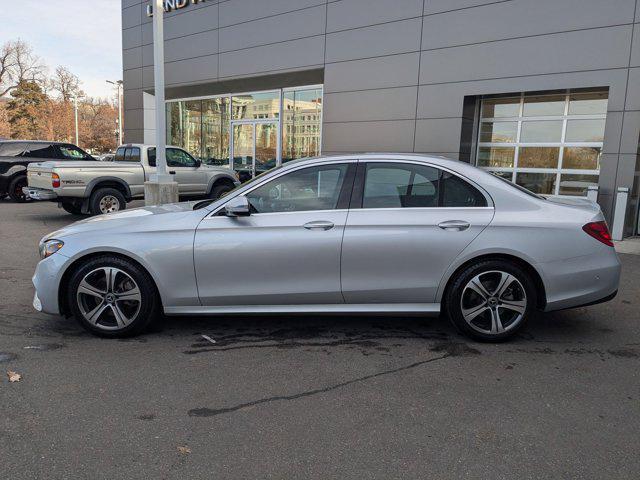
[
  {"x1": 193, "y1": 161, "x2": 356, "y2": 306},
  {"x1": 341, "y1": 160, "x2": 494, "y2": 304},
  {"x1": 166, "y1": 148, "x2": 206, "y2": 194}
]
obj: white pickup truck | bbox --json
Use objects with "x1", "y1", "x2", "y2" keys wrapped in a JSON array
[{"x1": 24, "y1": 144, "x2": 240, "y2": 215}]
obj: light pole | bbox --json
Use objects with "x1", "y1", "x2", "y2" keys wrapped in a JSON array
[
  {"x1": 106, "y1": 79, "x2": 123, "y2": 145},
  {"x1": 71, "y1": 94, "x2": 84, "y2": 146},
  {"x1": 143, "y1": 0, "x2": 178, "y2": 205}
]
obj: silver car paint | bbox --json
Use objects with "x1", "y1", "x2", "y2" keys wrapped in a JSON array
[{"x1": 32, "y1": 154, "x2": 621, "y2": 318}]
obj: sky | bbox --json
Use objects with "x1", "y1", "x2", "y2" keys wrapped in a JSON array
[{"x1": 2, "y1": 0, "x2": 122, "y2": 100}]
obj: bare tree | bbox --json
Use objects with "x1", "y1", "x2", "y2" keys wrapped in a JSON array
[
  {"x1": 0, "y1": 40, "x2": 46, "y2": 97},
  {"x1": 50, "y1": 66, "x2": 83, "y2": 102}
]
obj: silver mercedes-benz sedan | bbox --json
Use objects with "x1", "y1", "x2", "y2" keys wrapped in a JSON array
[{"x1": 32, "y1": 154, "x2": 621, "y2": 341}]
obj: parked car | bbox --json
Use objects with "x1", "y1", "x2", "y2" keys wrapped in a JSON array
[
  {"x1": 31, "y1": 153, "x2": 620, "y2": 341},
  {"x1": 23, "y1": 144, "x2": 240, "y2": 215},
  {"x1": 0, "y1": 140, "x2": 94, "y2": 202}
]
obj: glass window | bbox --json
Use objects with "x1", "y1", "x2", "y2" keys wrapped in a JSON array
[
  {"x1": 565, "y1": 119, "x2": 605, "y2": 142},
  {"x1": 479, "y1": 122, "x2": 517, "y2": 143},
  {"x1": 0, "y1": 142, "x2": 28, "y2": 157},
  {"x1": 282, "y1": 87, "x2": 322, "y2": 162},
  {"x1": 167, "y1": 148, "x2": 197, "y2": 167},
  {"x1": 520, "y1": 120, "x2": 563, "y2": 142},
  {"x1": 558, "y1": 174, "x2": 599, "y2": 196},
  {"x1": 247, "y1": 164, "x2": 348, "y2": 213},
  {"x1": 477, "y1": 146, "x2": 515, "y2": 168},
  {"x1": 58, "y1": 145, "x2": 92, "y2": 160},
  {"x1": 518, "y1": 147, "x2": 560, "y2": 168},
  {"x1": 23, "y1": 143, "x2": 56, "y2": 159},
  {"x1": 522, "y1": 94, "x2": 565, "y2": 116},
  {"x1": 363, "y1": 163, "x2": 440, "y2": 209},
  {"x1": 515, "y1": 172, "x2": 557, "y2": 195},
  {"x1": 562, "y1": 146, "x2": 601, "y2": 170},
  {"x1": 568, "y1": 91, "x2": 608, "y2": 115},
  {"x1": 166, "y1": 100, "x2": 202, "y2": 159},
  {"x1": 114, "y1": 147, "x2": 126, "y2": 162},
  {"x1": 481, "y1": 97, "x2": 520, "y2": 118},
  {"x1": 202, "y1": 97, "x2": 230, "y2": 166},
  {"x1": 124, "y1": 147, "x2": 140, "y2": 162},
  {"x1": 441, "y1": 171, "x2": 487, "y2": 207},
  {"x1": 232, "y1": 91, "x2": 279, "y2": 120}
]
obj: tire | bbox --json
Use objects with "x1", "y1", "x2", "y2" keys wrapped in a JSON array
[
  {"x1": 445, "y1": 259, "x2": 537, "y2": 342},
  {"x1": 89, "y1": 187, "x2": 126, "y2": 215},
  {"x1": 210, "y1": 182, "x2": 234, "y2": 200},
  {"x1": 67, "y1": 255, "x2": 160, "y2": 338},
  {"x1": 61, "y1": 201, "x2": 83, "y2": 215},
  {"x1": 8, "y1": 175, "x2": 30, "y2": 203}
]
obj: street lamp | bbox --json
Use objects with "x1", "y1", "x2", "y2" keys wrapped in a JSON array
[{"x1": 106, "y1": 79, "x2": 123, "y2": 145}]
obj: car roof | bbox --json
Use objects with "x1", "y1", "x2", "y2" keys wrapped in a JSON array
[{"x1": 0, "y1": 140, "x2": 66, "y2": 144}]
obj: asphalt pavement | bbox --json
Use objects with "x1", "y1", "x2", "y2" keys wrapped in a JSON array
[{"x1": 1, "y1": 198, "x2": 639, "y2": 479}]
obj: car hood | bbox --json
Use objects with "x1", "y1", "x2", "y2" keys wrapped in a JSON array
[{"x1": 43, "y1": 202, "x2": 201, "y2": 241}]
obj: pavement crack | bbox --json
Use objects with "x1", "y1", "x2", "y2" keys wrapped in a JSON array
[{"x1": 188, "y1": 353, "x2": 449, "y2": 418}]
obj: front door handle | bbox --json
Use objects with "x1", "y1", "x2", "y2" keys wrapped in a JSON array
[
  {"x1": 303, "y1": 220, "x2": 334, "y2": 231},
  {"x1": 169, "y1": 170, "x2": 176, "y2": 175},
  {"x1": 438, "y1": 220, "x2": 470, "y2": 231}
]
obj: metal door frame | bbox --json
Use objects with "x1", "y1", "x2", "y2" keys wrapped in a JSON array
[{"x1": 230, "y1": 118, "x2": 280, "y2": 177}]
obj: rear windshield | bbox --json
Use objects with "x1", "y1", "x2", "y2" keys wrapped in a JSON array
[{"x1": 114, "y1": 147, "x2": 141, "y2": 162}]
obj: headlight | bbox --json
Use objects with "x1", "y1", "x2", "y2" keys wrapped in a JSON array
[{"x1": 39, "y1": 239, "x2": 64, "y2": 259}]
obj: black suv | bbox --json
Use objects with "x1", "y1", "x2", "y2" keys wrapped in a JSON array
[{"x1": 0, "y1": 140, "x2": 94, "y2": 202}]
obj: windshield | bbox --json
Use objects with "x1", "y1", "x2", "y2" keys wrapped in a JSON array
[
  {"x1": 491, "y1": 173, "x2": 545, "y2": 200},
  {"x1": 193, "y1": 166, "x2": 283, "y2": 210}
]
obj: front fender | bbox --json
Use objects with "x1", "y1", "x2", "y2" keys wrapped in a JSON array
[{"x1": 206, "y1": 172, "x2": 239, "y2": 195}]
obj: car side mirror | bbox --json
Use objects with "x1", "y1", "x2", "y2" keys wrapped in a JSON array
[
  {"x1": 224, "y1": 195, "x2": 251, "y2": 217},
  {"x1": 194, "y1": 159, "x2": 202, "y2": 168}
]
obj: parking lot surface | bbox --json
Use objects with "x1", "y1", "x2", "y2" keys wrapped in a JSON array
[{"x1": 1, "y1": 199, "x2": 639, "y2": 479}]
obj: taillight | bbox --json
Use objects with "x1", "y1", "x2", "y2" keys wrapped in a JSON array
[
  {"x1": 582, "y1": 221, "x2": 614, "y2": 247},
  {"x1": 51, "y1": 173, "x2": 60, "y2": 188}
]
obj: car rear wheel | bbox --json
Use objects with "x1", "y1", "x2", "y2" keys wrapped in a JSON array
[
  {"x1": 90, "y1": 187, "x2": 126, "y2": 215},
  {"x1": 445, "y1": 259, "x2": 536, "y2": 342},
  {"x1": 8, "y1": 175, "x2": 31, "y2": 203},
  {"x1": 61, "y1": 201, "x2": 83, "y2": 215},
  {"x1": 68, "y1": 256, "x2": 159, "y2": 337}
]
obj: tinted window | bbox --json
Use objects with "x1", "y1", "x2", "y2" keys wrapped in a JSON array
[
  {"x1": 57, "y1": 145, "x2": 92, "y2": 160},
  {"x1": 0, "y1": 142, "x2": 28, "y2": 157},
  {"x1": 125, "y1": 147, "x2": 141, "y2": 162},
  {"x1": 23, "y1": 143, "x2": 56, "y2": 159},
  {"x1": 147, "y1": 148, "x2": 156, "y2": 167},
  {"x1": 167, "y1": 148, "x2": 196, "y2": 167},
  {"x1": 362, "y1": 162, "x2": 487, "y2": 208},
  {"x1": 247, "y1": 164, "x2": 349, "y2": 213},
  {"x1": 363, "y1": 163, "x2": 440, "y2": 208},
  {"x1": 114, "y1": 147, "x2": 127, "y2": 162},
  {"x1": 441, "y1": 171, "x2": 487, "y2": 207}
]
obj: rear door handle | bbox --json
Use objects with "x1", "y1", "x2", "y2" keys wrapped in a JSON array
[
  {"x1": 303, "y1": 220, "x2": 334, "y2": 231},
  {"x1": 438, "y1": 220, "x2": 470, "y2": 231}
]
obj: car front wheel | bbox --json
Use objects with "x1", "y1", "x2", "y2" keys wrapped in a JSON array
[
  {"x1": 445, "y1": 259, "x2": 536, "y2": 342},
  {"x1": 68, "y1": 256, "x2": 159, "y2": 337}
]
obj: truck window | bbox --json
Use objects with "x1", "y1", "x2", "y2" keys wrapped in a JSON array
[
  {"x1": 148, "y1": 148, "x2": 156, "y2": 167},
  {"x1": 125, "y1": 147, "x2": 141, "y2": 162},
  {"x1": 57, "y1": 145, "x2": 93, "y2": 160},
  {"x1": 114, "y1": 147, "x2": 126, "y2": 161},
  {"x1": 0, "y1": 142, "x2": 28, "y2": 157},
  {"x1": 23, "y1": 143, "x2": 56, "y2": 159}
]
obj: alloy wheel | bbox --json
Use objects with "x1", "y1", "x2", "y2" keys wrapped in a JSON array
[
  {"x1": 460, "y1": 270, "x2": 527, "y2": 335},
  {"x1": 76, "y1": 267, "x2": 142, "y2": 330},
  {"x1": 99, "y1": 195, "x2": 120, "y2": 213}
]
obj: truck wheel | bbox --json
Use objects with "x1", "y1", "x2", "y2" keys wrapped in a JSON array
[
  {"x1": 8, "y1": 175, "x2": 30, "y2": 203},
  {"x1": 61, "y1": 201, "x2": 83, "y2": 215},
  {"x1": 210, "y1": 183, "x2": 234, "y2": 200},
  {"x1": 90, "y1": 188, "x2": 126, "y2": 215}
]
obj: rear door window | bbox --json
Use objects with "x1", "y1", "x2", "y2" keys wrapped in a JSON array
[
  {"x1": 0, "y1": 142, "x2": 28, "y2": 157},
  {"x1": 23, "y1": 143, "x2": 56, "y2": 159}
]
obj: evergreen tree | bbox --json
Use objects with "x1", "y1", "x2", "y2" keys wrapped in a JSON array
[{"x1": 7, "y1": 80, "x2": 48, "y2": 139}]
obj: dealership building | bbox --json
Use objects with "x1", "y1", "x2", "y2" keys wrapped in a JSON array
[{"x1": 121, "y1": 0, "x2": 640, "y2": 237}]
